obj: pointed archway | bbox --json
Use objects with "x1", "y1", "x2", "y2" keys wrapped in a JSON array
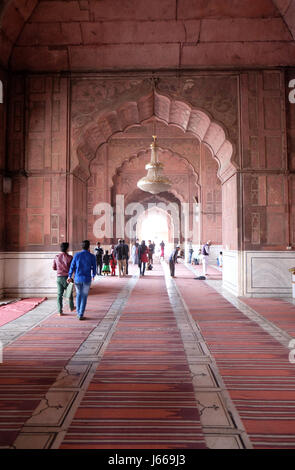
[
  {"x1": 72, "y1": 90, "x2": 236, "y2": 183},
  {"x1": 73, "y1": 90, "x2": 238, "y2": 294}
]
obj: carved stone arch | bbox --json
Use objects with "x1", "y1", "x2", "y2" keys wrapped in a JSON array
[
  {"x1": 74, "y1": 91, "x2": 236, "y2": 183},
  {"x1": 136, "y1": 204, "x2": 176, "y2": 245}
]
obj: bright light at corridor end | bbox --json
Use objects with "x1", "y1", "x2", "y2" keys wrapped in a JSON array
[
  {"x1": 137, "y1": 136, "x2": 172, "y2": 194},
  {"x1": 141, "y1": 213, "x2": 169, "y2": 242}
]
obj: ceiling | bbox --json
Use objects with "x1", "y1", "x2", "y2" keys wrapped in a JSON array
[{"x1": 0, "y1": 0, "x2": 295, "y2": 71}]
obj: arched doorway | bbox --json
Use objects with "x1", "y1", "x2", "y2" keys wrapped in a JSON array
[
  {"x1": 136, "y1": 206, "x2": 174, "y2": 256},
  {"x1": 74, "y1": 89, "x2": 237, "y2": 293}
]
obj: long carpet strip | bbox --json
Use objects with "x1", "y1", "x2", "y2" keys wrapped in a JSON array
[
  {"x1": 0, "y1": 280, "x2": 127, "y2": 447},
  {"x1": 60, "y1": 267, "x2": 207, "y2": 449},
  {"x1": 174, "y1": 263, "x2": 295, "y2": 449},
  {"x1": 239, "y1": 297, "x2": 295, "y2": 338}
]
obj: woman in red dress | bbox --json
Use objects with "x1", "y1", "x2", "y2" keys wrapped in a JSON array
[{"x1": 137, "y1": 240, "x2": 149, "y2": 276}]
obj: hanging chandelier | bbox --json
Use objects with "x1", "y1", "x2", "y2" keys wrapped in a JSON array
[{"x1": 137, "y1": 136, "x2": 172, "y2": 195}]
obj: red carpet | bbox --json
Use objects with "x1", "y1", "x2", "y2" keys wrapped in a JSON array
[
  {"x1": 60, "y1": 266, "x2": 206, "y2": 449},
  {"x1": 240, "y1": 297, "x2": 295, "y2": 337},
  {"x1": 0, "y1": 279, "x2": 128, "y2": 447},
  {"x1": 174, "y1": 263, "x2": 295, "y2": 449},
  {"x1": 0, "y1": 298, "x2": 47, "y2": 327}
]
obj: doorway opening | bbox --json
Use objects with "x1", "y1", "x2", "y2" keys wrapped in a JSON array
[{"x1": 136, "y1": 206, "x2": 175, "y2": 257}]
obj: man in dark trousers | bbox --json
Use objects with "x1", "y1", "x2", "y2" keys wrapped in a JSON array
[
  {"x1": 115, "y1": 239, "x2": 126, "y2": 277},
  {"x1": 94, "y1": 241, "x2": 104, "y2": 276},
  {"x1": 169, "y1": 245, "x2": 180, "y2": 278},
  {"x1": 148, "y1": 240, "x2": 155, "y2": 266},
  {"x1": 53, "y1": 242, "x2": 74, "y2": 316},
  {"x1": 122, "y1": 239, "x2": 129, "y2": 275}
]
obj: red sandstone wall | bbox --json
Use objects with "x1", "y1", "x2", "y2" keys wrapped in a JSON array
[
  {"x1": 200, "y1": 145, "x2": 222, "y2": 245},
  {"x1": 3, "y1": 69, "x2": 293, "y2": 253},
  {"x1": 222, "y1": 174, "x2": 238, "y2": 251},
  {"x1": 69, "y1": 175, "x2": 87, "y2": 250},
  {"x1": 287, "y1": 69, "x2": 295, "y2": 247},
  {"x1": 0, "y1": 69, "x2": 7, "y2": 250},
  {"x1": 6, "y1": 75, "x2": 68, "y2": 251},
  {"x1": 2, "y1": 0, "x2": 294, "y2": 71},
  {"x1": 240, "y1": 70, "x2": 289, "y2": 250}
]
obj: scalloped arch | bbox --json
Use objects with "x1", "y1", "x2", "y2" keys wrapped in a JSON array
[{"x1": 75, "y1": 91, "x2": 236, "y2": 183}]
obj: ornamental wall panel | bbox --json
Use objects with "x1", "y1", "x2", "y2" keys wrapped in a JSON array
[
  {"x1": 6, "y1": 75, "x2": 69, "y2": 251},
  {"x1": 241, "y1": 70, "x2": 288, "y2": 250},
  {"x1": 0, "y1": 69, "x2": 6, "y2": 251},
  {"x1": 287, "y1": 69, "x2": 295, "y2": 248}
]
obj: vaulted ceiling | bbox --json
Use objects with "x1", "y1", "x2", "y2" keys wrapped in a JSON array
[{"x1": 0, "y1": 0, "x2": 295, "y2": 71}]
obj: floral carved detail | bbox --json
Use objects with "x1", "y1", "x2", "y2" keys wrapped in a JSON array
[
  {"x1": 157, "y1": 76, "x2": 238, "y2": 143},
  {"x1": 71, "y1": 79, "x2": 150, "y2": 133}
]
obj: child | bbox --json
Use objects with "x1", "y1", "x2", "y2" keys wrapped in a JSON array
[
  {"x1": 218, "y1": 251, "x2": 223, "y2": 268},
  {"x1": 110, "y1": 252, "x2": 117, "y2": 276},
  {"x1": 102, "y1": 251, "x2": 111, "y2": 276}
]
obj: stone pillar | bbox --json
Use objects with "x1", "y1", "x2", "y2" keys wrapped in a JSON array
[
  {"x1": 4, "y1": 74, "x2": 70, "y2": 297},
  {"x1": 0, "y1": 69, "x2": 7, "y2": 297},
  {"x1": 239, "y1": 70, "x2": 295, "y2": 297}
]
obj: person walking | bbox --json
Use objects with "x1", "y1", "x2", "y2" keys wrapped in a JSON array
[
  {"x1": 138, "y1": 240, "x2": 149, "y2": 276},
  {"x1": 67, "y1": 240, "x2": 97, "y2": 320},
  {"x1": 134, "y1": 241, "x2": 139, "y2": 265},
  {"x1": 122, "y1": 239, "x2": 129, "y2": 275},
  {"x1": 131, "y1": 241, "x2": 138, "y2": 264},
  {"x1": 202, "y1": 240, "x2": 212, "y2": 277},
  {"x1": 188, "y1": 242, "x2": 194, "y2": 264},
  {"x1": 94, "y1": 241, "x2": 104, "y2": 276},
  {"x1": 169, "y1": 245, "x2": 180, "y2": 278},
  {"x1": 110, "y1": 251, "x2": 117, "y2": 276},
  {"x1": 218, "y1": 251, "x2": 223, "y2": 268},
  {"x1": 115, "y1": 239, "x2": 126, "y2": 277},
  {"x1": 53, "y1": 242, "x2": 75, "y2": 316},
  {"x1": 160, "y1": 240, "x2": 165, "y2": 259},
  {"x1": 102, "y1": 250, "x2": 111, "y2": 276}
]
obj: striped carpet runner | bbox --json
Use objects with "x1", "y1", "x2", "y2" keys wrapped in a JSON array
[
  {"x1": 0, "y1": 281, "x2": 126, "y2": 447},
  {"x1": 174, "y1": 263, "x2": 295, "y2": 449},
  {"x1": 240, "y1": 297, "x2": 295, "y2": 338},
  {"x1": 60, "y1": 269, "x2": 206, "y2": 449}
]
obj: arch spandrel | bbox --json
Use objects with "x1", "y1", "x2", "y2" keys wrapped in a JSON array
[{"x1": 74, "y1": 90, "x2": 236, "y2": 184}]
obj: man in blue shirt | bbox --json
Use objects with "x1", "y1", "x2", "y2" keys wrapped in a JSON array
[{"x1": 67, "y1": 240, "x2": 97, "y2": 320}]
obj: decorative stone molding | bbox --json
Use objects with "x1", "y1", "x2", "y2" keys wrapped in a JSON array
[{"x1": 73, "y1": 86, "x2": 235, "y2": 183}]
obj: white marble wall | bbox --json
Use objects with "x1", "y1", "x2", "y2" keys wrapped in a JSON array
[
  {"x1": 243, "y1": 251, "x2": 295, "y2": 297},
  {"x1": 1, "y1": 250, "x2": 295, "y2": 299},
  {"x1": 3, "y1": 252, "x2": 57, "y2": 298},
  {"x1": 222, "y1": 250, "x2": 240, "y2": 297}
]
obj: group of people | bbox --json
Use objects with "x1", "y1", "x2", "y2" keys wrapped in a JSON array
[
  {"x1": 94, "y1": 239, "x2": 168, "y2": 278},
  {"x1": 94, "y1": 240, "x2": 129, "y2": 278},
  {"x1": 188, "y1": 241, "x2": 223, "y2": 275},
  {"x1": 52, "y1": 238, "x2": 219, "y2": 320}
]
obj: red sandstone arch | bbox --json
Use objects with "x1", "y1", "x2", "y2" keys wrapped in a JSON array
[
  {"x1": 136, "y1": 205, "x2": 175, "y2": 244},
  {"x1": 74, "y1": 91, "x2": 236, "y2": 183}
]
